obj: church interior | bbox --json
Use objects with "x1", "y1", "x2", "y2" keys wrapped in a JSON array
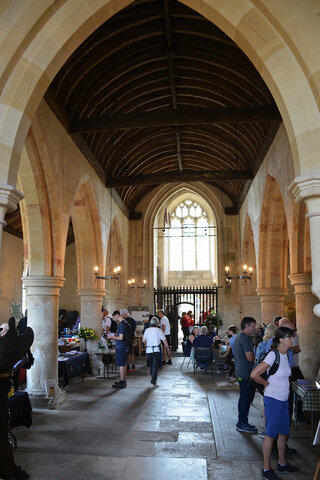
[{"x1": 0, "y1": 1, "x2": 320, "y2": 479}]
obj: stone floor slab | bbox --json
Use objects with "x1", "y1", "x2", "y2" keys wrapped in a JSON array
[{"x1": 120, "y1": 456, "x2": 207, "y2": 480}]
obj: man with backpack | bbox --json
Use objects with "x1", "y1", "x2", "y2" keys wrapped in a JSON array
[{"x1": 107, "y1": 312, "x2": 133, "y2": 389}]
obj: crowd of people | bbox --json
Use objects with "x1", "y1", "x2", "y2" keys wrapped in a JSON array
[
  {"x1": 100, "y1": 307, "x2": 172, "y2": 389},
  {"x1": 179, "y1": 312, "x2": 306, "y2": 479}
]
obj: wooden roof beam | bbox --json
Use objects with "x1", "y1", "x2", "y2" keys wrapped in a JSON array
[
  {"x1": 71, "y1": 106, "x2": 281, "y2": 133},
  {"x1": 106, "y1": 169, "x2": 253, "y2": 187}
]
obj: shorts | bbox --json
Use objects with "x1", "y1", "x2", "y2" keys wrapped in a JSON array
[
  {"x1": 165, "y1": 334, "x2": 170, "y2": 346},
  {"x1": 127, "y1": 342, "x2": 134, "y2": 355},
  {"x1": 115, "y1": 346, "x2": 128, "y2": 367},
  {"x1": 264, "y1": 396, "x2": 290, "y2": 438}
]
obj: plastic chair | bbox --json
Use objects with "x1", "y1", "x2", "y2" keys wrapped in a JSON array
[
  {"x1": 193, "y1": 347, "x2": 214, "y2": 376},
  {"x1": 180, "y1": 341, "x2": 192, "y2": 370}
]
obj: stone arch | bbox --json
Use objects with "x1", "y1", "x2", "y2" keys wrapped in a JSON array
[
  {"x1": 71, "y1": 179, "x2": 104, "y2": 290},
  {"x1": 241, "y1": 213, "x2": 257, "y2": 296},
  {"x1": 258, "y1": 175, "x2": 289, "y2": 290},
  {"x1": 18, "y1": 131, "x2": 53, "y2": 276},
  {"x1": 0, "y1": 0, "x2": 319, "y2": 189},
  {"x1": 290, "y1": 201, "x2": 311, "y2": 275},
  {"x1": 105, "y1": 214, "x2": 125, "y2": 294},
  {"x1": 140, "y1": 182, "x2": 224, "y2": 308}
]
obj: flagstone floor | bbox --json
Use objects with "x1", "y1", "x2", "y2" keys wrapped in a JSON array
[{"x1": 12, "y1": 354, "x2": 319, "y2": 480}]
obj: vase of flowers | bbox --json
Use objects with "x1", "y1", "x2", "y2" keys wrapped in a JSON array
[
  {"x1": 203, "y1": 310, "x2": 222, "y2": 334},
  {"x1": 79, "y1": 327, "x2": 98, "y2": 352}
]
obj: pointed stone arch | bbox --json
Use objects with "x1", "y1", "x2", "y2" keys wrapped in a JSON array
[
  {"x1": 241, "y1": 213, "x2": 257, "y2": 296},
  {"x1": 71, "y1": 179, "x2": 104, "y2": 290},
  {"x1": 258, "y1": 175, "x2": 289, "y2": 290},
  {"x1": 19, "y1": 131, "x2": 53, "y2": 276},
  {"x1": 105, "y1": 214, "x2": 125, "y2": 294},
  {"x1": 0, "y1": 0, "x2": 319, "y2": 189}
]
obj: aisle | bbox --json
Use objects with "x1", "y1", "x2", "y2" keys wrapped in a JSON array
[{"x1": 13, "y1": 355, "x2": 318, "y2": 479}]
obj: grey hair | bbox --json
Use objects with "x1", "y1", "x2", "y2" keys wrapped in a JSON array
[
  {"x1": 150, "y1": 317, "x2": 160, "y2": 327},
  {"x1": 200, "y1": 325, "x2": 208, "y2": 334}
]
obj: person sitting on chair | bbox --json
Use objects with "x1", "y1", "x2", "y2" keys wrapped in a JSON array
[{"x1": 193, "y1": 326, "x2": 213, "y2": 370}]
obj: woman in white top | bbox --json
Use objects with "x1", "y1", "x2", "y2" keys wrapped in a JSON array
[
  {"x1": 143, "y1": 317, "x2": 170, "y2": 388},
  {"x1": 251, "y1": 327, "x2": 299, "y2": 480}
]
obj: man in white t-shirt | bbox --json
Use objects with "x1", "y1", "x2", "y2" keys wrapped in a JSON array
[
  {"x1": 157, "y1": 310, "x2": 172, "y2": 365},
  {"x1": 101, "y1": 307, "x2": 112, "y2": 336},
  {"x1": 143, "y1": 317, "x2": 170, "y2": 387}
]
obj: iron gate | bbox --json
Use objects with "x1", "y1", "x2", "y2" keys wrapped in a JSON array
[{"x1": 154, "y1": 286, "x2": 218, "y2": 350}]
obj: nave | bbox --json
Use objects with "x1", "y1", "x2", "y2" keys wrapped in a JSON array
[{"x1": 13, "y1": 355, "x2": 318, "y2": 480}]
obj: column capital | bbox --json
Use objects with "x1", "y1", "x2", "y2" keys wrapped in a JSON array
[
  {"x1": 22, "y1": 275, "x2": 65, "y2": 295},
  {"x1": 0, "y1": 184, "x2": 24, "y2": 225},
  {"x1": 289, "y1": 174, "x2": 320, "y2": 203},
  {"x1": 288, "y1": 272, "x2": 311, "y2": 286},
  {"x1": 77, "y1": 288, "x2": 106, "y2": 301},
  {"x1": 256, "y1": 288, "x2": 288, "y2": 299}
]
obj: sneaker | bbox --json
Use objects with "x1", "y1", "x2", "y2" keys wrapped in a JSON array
[
  {"x1": 131, "y1": 366, "x2": 136, "y2": 372},
  {"x1": 236, "y1": 421, "x2": 258, "y2": 433},
  {"x1": 112, "y1": 380, "x2": 126, "y2": 389},
  {"x1": 161, "y1": 361, "x2": 166, "y2": 365},
  {"x1": 276, "y1": 462, "x2": 300, "y2": 474},
  {"x1": 261, "y1": 468, "x2": 280, "y2": 479},
  {"x1": 167, "y1": 359, "x2": 172, "y2": 365},
  {"x1": 151, "y1": 382, "x2": 159, "y2": 388}
]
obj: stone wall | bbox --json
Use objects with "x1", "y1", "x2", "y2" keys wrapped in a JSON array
[{"x1": 0, "y1": 232, "x2": 23, "y2": 322}]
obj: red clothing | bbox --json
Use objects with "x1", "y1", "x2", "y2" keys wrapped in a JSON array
[{"x1": 181, "y1": 315, "x2": 189, "y2": 328}]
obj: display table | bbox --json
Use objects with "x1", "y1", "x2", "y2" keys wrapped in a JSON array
[
  {"x1": 8, "y1": 391, "x2": 32, "y2": 428},
  {"x1": 292, "y1": 380, "x2": 320, "y2": 441},
  {"x1": 95, "y1": 350, "x2": 118, "y2": 378},
  {"x1": 58, "y1": 352, "x2": 90, "y2": 387}
]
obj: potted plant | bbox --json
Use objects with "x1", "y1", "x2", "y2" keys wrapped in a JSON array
[{"x1": 79, "y1": 327, "x2": 97, "y2": 352}]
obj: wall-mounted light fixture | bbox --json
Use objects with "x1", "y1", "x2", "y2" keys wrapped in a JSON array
[
  {"x1": 94, "y1": 265, "x2": 121, "y2": 281},
  {"x1": 224, "y1": 264, "x2": 253, "y2": 287},
  {"x1": 128, "y1": 278, "x2": 147, "y2": 289}
]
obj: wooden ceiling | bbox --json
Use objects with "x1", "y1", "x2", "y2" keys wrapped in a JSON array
[{"x1": 5, "y1": 0, "x2": 281, "y2": 236}]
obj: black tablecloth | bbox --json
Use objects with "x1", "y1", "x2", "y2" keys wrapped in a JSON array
[
  {"x1": 9, "y1": 391, "x2": 32, "y2": 428},
  {"x1": 58, "y1": 352, "x2": 90, "y2": 387}
]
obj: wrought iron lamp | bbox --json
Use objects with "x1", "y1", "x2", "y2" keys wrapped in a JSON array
[
  {"x1": 128, "y1": 278, "x2": 147, "y2": 289},
  {"x1": 94, "y1": 265, "x2": 121, "y2": 281},
  {"x1": 224, "y1": 264, "x2": 253, "y2": 287}
]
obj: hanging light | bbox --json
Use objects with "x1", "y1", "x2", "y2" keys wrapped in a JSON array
[{"x1": 94, "y1": 265, "x2": 121, "y2": 281}]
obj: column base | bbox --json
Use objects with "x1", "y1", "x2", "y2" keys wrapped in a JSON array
[{"x1": 27, "y1": 387, "x2": 66, "y2": 410}]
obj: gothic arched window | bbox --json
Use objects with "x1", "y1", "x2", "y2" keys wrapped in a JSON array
[{"x1": 169, "y1": 200, "x2": 210, "y2": 271}]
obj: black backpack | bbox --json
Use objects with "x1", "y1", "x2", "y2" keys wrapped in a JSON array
[
  {"x1": 122, "y1": 320, "x2": 134, "y2": 347},
  {"x1": 109, "y1": 318, "x2": 117, "y2": 333},
  {"x1": 253, "y1": 349, "x2": 280, "y2": 395}
]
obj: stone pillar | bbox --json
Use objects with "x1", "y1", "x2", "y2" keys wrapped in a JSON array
[
  {"x1": 241, "y1": 295, "x2": 261, "y2": 325},
  {"x1": 77, "y1": 288, "x2": 105, "y2": 375},
  {"x1": 288, "y1": 273, "x2": 320, "y2": 378},
  {"x1": 289, "y1": 175, "x2": 320, "y2": 316},
  {"x1": 257, "y1": 288, "x2": 288, "y2": 325},
  {"x1": 22, "y1": 276, "x2": 65, "y2": 408},
  {"x1": 0, "y1": 185, "x2": 23, "y2": 265}
]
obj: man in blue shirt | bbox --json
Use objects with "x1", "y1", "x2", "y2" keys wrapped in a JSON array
[
  {"x1": 233, "y1": 316, "x2": 257, "y2": 433},
  {"x1": 108, "y1": 313, "x2": 129, "y2": 389}
]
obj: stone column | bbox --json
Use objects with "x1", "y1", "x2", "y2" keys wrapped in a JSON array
[
  {"x1": 257, "y1": 288, "x2": 288, "y2": 325},
  {"x1": 289, "y1": 175, "x2": 320, "y2": 317},
  {"x1": 0, "y1": 185, "x2": 23, "y2": 265},
  {"x1": 288, "y1": 273, "x2": 319, "y2": 378},
  {"x1": 77, "y1": 288, "x2": 105, "y2": 375},
  {"x1": 241, "y1": 295, "x2": 261, "y2": 324},
  {"x1": 22, "y1": 275, "x2": 65, "y2": 408}
]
